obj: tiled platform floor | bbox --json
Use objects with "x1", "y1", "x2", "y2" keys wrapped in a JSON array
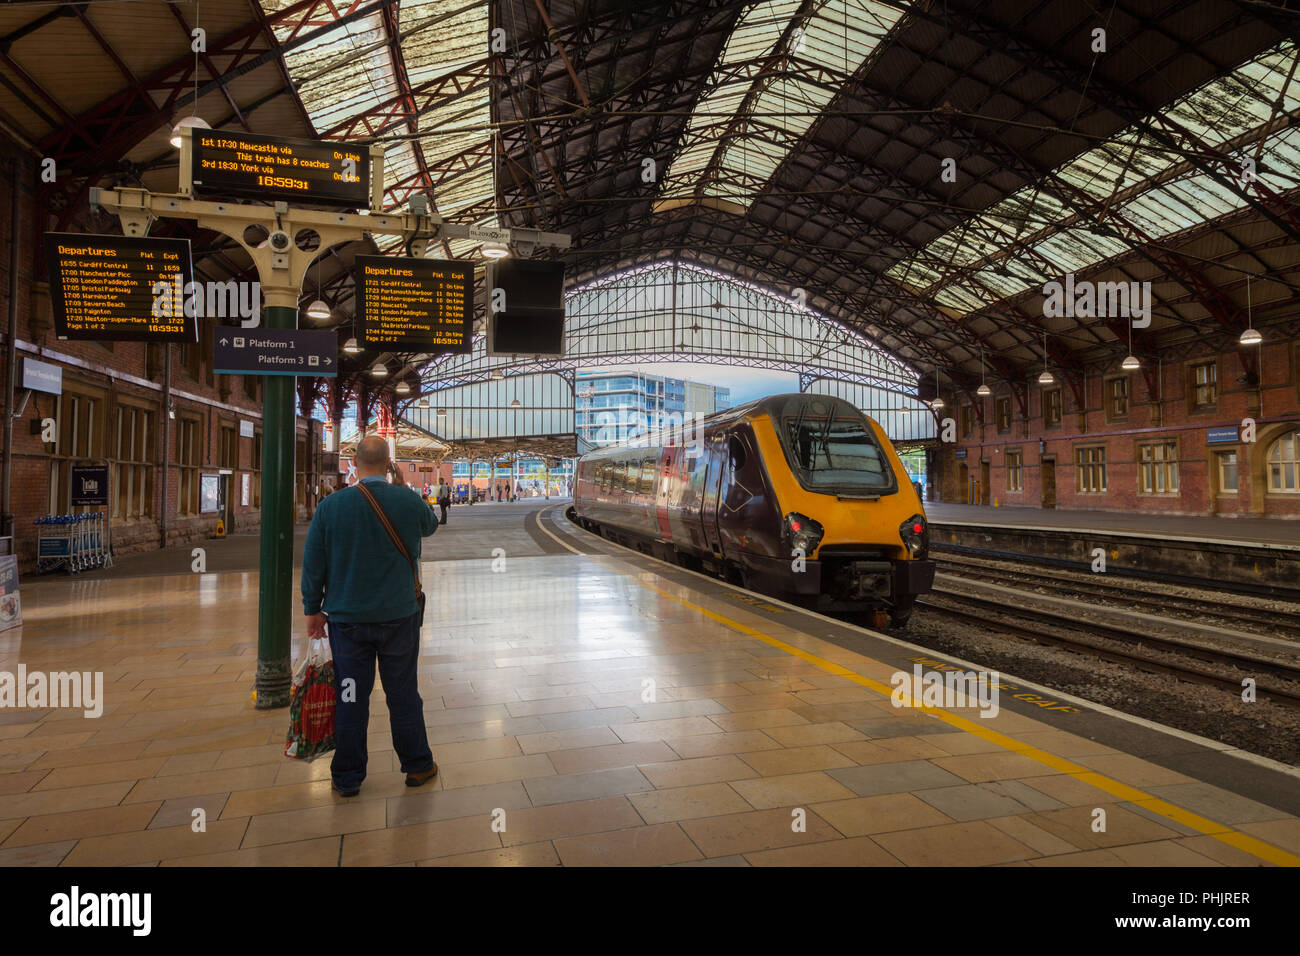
[{"x1": 3, "y1": 544, "x2": 1299, "y2": 866}]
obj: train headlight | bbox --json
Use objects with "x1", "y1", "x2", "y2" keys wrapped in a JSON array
[
  {"x1": 784, "y1": 512, "x2": 824, "y2": 556},
  {"x1": 899, "y1": 514, "x2": 929, "y2": 560}
]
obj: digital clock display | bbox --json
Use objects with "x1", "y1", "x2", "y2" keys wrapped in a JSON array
[{"x1": 190, "y1": 131, "x2": 369, "y2": 208}]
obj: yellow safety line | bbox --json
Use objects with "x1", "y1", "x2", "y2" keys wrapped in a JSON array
[{"x1": 625, "y1": 574, "x2": 1300, "y2": 867}]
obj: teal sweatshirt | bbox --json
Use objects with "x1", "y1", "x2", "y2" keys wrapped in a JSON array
[{"x1": 301, "y1": 476, "x2": 438, "y2": 623}]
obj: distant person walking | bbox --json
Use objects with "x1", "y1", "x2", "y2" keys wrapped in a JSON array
[
  {"x1": 435, "y1": 479, "x2": 451, "y2": 525},
  {"x1": 301, "y1": 435, "x2": 440, "y2": 797}
]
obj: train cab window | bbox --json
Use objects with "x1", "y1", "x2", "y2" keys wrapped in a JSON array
[{"x1": 778, "y1": 398, "x2": 894, "y2": 494}]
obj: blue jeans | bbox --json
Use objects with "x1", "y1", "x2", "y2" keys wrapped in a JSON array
[{"x1": 327, "y1": 612, "x2": 434, "y2": 790}]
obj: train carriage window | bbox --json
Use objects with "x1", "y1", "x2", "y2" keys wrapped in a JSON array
[
  {"x1": 638, "y1": 457, "x2": 656, "y2": 495},
  {"x1": 615, "y1": 460, "x2": 628, "y2": 491},
  {"x1": 728, "y1": 435, "x2": 746, "y2": 471}
]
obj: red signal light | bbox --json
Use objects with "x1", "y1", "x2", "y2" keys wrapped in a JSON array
[
  {"x1": 791, "y1": 520, "x2": 803, "y2": 532},
  {"x1": 912, "y1": 523, "x2": 923, "y2": 533}
]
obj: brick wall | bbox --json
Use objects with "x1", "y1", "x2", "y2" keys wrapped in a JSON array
[{"x1": 939, "y1": 338, "x2": 1300, "y2": 518}]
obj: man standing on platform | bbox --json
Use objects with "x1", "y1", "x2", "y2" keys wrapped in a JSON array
[{"x1": 301, "y1": 436, "x2": 440, "y2": 797}]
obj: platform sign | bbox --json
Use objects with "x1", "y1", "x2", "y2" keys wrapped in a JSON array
[
  {"x1": 0, "y1": 555, "x2": 21, "y2": 632},
  {"x1": 1207, "y1": 425, "x2": 1240, "y2": 444},
  {"x1": 21, "y1": 357, "x2": 62, "y2": 395},
  {"x1": 355, "y1": 256, "x2": 473, "y2": 353},
  {"x1": 70, "y1": 465, "x2": 110, "y2": 507},
  {"x1": 190, "y1": 130, "x2": 368, "y2": 209},
  {"x1": 954, "y1": 448, "x2": 967, "y2": 459},
  {"x1": 212, "y1": 328, "x2": 337, "y2": 377},
  {"x1": 44, "y1": 233, "x2": 196, "y2": 343}
]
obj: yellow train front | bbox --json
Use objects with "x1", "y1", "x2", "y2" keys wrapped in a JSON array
[{"x1": 572, "y1": 393, "x2": 936, "y2": 627}]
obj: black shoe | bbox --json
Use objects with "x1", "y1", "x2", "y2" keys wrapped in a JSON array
[
  {"x1": 333, "y1": 782, "x2": 360, "y2": 797},
  {"x1": 406, "y1": 763, "x2": 439, "y2": 788}
]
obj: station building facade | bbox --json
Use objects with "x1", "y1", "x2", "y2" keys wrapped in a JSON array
[
  {"x1": 935, "y1": 336, "x2": 1300, "y2": 518},
  {"x1": 1, "y1": 142, "x2": 328, "y2": 571}
]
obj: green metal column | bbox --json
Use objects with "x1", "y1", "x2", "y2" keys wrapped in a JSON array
[{"x1": 255, "y1": 303, "x2": 297, "y2": 708}]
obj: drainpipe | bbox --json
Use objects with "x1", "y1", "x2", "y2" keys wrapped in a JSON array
[{"x1": 2, "y1": 160, "x2": 21, "y2": 537}]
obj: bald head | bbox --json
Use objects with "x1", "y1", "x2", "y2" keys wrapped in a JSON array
[{"x1": 354, "y1": 435, "x2": 391, "y2": 478}]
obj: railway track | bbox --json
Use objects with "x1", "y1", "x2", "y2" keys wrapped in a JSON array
[
  {"x1": 935, "y1": 555, "x2": 1300, "y2": 637},
  {"x1": 918, "y1": 584, "x2": 1300, "y2": 709}
]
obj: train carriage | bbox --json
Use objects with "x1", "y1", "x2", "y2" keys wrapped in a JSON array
[{"x1": 571, "y1": 393, "x2": 936, "y2": 627}]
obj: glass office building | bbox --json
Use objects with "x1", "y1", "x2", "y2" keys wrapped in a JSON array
[{"x1": 575, "y1": 371, "x2": 731, "y2": 448}]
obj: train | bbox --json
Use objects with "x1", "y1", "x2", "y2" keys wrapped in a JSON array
[{"x1": 570, "y1": 393, "x2": 936, "y2": 627}]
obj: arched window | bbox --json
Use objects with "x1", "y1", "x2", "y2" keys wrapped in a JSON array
[{"x1": 1268, "y1": 430, "x2": 1300, "y2": 493}]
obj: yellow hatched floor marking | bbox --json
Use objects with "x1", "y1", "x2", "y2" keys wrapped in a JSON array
[{"x1": 624, "y1": 572, "x2": 1300, "y2": 867}]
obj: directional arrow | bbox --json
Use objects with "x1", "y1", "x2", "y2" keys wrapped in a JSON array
[
  {"x1": 219, "y1": 337, "x2": 228, "y2": 346},
  {"x1": 324, "y1": 357, "x2": 332, "y2": 365}
]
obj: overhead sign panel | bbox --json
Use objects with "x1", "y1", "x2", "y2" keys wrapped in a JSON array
[
  {"x1": 212, "y1": 328, "x2": 337, "y2": 377},
  {"x1": 190, "y1": 130, "x2": 369, "y2": 209},
  {"x1": 44, "y1": 233, "x2": 196, "y2": 343},
  {"x1": 486, "y1": 259, "x2": 566, "y2": 357},
  {"x1": 355, "y1": 255, "x2": 473, "y2": 353}
]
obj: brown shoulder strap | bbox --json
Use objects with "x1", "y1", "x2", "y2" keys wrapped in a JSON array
[{"x1": 354, "y1": 482, "x2": 422, "y2": 597}]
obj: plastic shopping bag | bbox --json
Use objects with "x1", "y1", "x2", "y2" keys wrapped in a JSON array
[{"x1": 284, "y1": 636, "x2": 336, "y2": 761}]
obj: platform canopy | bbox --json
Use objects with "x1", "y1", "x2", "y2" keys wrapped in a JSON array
[{"x1": 9, "y1": 0, "x2": 1299, "y2": 403}]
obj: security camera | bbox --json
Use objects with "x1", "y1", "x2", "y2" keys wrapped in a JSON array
[{"x1": 268, "y1": 230, "x2": 291, "y2": 251}]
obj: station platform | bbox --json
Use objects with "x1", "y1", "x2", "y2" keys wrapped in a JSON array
[
  {"x1": 925, "y1": 503, "x2": 1300, "y2": 549},
  {"x1": 925, "y1": 503, "x2": 1300, "y2": 595},
  {"x1": 3, "y1": 499, "x2": 1299, "y2": 867}
]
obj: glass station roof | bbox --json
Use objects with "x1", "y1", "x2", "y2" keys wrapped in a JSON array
[
  {"x1": 658, "y1": 0, "x2": 904, "y2": 209},
  {"x1": 258, "y1": 0, "x2": 494, "y2": 259},
  {"x1": 887, "y1": 39, "x2": 1300, "y2": 314}
]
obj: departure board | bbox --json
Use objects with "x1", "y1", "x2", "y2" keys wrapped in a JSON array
[
  {"x1": 190, "y1": 130, "x2": 368, "y2": 208},
  {"x1": 355, "y1": 256, "x2": 474, "y2": 353},
  {"x1": 43, "y1": 233, "x2": 197, "y2": 343}
]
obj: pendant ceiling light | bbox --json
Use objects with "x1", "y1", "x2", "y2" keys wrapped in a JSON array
[
  {"x1": 371, "y1": 363, "x2": 388, "y2": 378},
  {"x1": 343, "y1": 337, "x2": 361, "y2": 354},
  {"x1": 1038, "y1": 330, "x2": 1055, "y2": 385},
  {"x1": 395, "y1": 381, "x2": 411, "y2": 394},
  {"x1": 491, "y1": 369, "x2": 504, "y2": 380},
  {"x1": 976, "y1": 346, "x2": 991, "y2": 397},
  {"x1": 928, "y1": 362, "x2": 945, "y2": 410},
  {"x1": 1122, "y1": 314, "x2": 1140, "y2": 369},
  {"x1": 170, "y1": 2, "x2": 209, "y2": 148},
  {"x1": 1240, "y1": 274, "x2": 1262, "y2": 346},
  {"x1": 510, "y1": 398, "x2": 521, "y2": 407},
  {"x1": 306, "y1": 299, "x2": 331, "y2": 320}
]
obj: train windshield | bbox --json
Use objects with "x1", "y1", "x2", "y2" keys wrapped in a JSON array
[{"x1": 778, "y1": 398, "x2": 895, "y2": 494}]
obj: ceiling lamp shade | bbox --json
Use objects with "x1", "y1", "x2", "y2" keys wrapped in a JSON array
[
  {"x1": 305, "y1": 298, "x2": 331, "y2": 320},
  {"x1": 417, "y1": 398, "x2": 429, "y2": 408},
  {"x1": 976, "y1": 383, "x2": 991, "y2": 397},
  {"x1": 371, "y1": 363, "x2": 388, "y2": 377},
  {"x1": 930, "y1": 397, "x2": 946, "y2": 410},
  {"x1": 169, "y1": 114, "x2": 210, "y2": 148},
  {"x1": 1038, "y1": 370, "x2": 1055, "y2": 385},
  {"x1": 482, "y1": 241, "x2": 509, "y2": 259},
  {"x1": 510, "y1": 398, "x2": 521, "y2": 407},
  {"x1": 436, "y1": 408, "x2": 447, "y2": 418},
  {"x1": 343, "y1": 337, "x2": 361, "y2": 354},
  {"x1": 395, "y1": 381, "x2": 411, "y2": 394},
  {"x1": 1121, "y1": 354, "x2": 1141, "y2": 370},
  {"x1": 491, "y1": 369, "x2": 504, "y2": 380},
  {"x1": 1239, "y1": 327, "x2": 1263, "y2": 346}
]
